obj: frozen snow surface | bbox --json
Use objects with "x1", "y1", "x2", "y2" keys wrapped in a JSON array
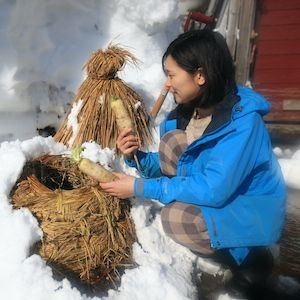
[
  {"x1": 0, "y1": 1, "x2": 300, "y2": 300},
  {"x1": 278, "y1": 149, "x2": 300, "y2": 190},
  {"x1": 0, "y1": 138, "x2": 199, "y2": 300}
]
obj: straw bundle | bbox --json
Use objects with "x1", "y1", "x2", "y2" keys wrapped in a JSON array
[
  {"x1": 12, "y1": 155, "x2": 135, "y2": 285},
  {"x1": 54, "y1": 46, "x2": 152, "y2": 149}
]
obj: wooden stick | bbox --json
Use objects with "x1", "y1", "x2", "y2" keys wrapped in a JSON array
[{"x1": 150, "y1": 88, "x2": 169, "y2": 119}]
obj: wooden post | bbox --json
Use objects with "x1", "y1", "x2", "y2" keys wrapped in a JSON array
[
  {"x1": 226, "y1": 0, "x2": 240, "y2": 58},
  {"x1": 235, "y1": 0, "x2": 256, "y2": 85},
  {"x1": 206, "y1": 0, "x2": 219, "y2": 16},
  {"x1": 150, "y1": 88, "x2": 169, "y2": 119}
]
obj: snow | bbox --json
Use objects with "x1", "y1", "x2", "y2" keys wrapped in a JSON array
[
  {"x1": 0, "y1": 1, "x2": 300, "y2": 299},
  {"x1": 68, "y1": 99, "x2": 83, "y2": 146},
  {"x1": 278, "y1": 149, "x2": 300, "y2": 190},
  {"x1": 0, "y1": 138, "x2": 199, "y2": 300}
]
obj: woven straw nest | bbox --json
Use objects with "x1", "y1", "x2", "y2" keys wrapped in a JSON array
[
  {"x1": 54, "y1": 45, "x2": 152, "y2": 149},
  {"x1": 11, "y1": 155, "x2": 135, "y2": 286}
]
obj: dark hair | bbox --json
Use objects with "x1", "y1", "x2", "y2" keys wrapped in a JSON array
[{"x1": 162, "y1": 29, "x2": 236, "y2": 108}]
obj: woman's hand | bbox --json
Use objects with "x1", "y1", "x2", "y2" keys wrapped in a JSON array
[
  {"x1": 99, "y1": 172, "x2": 135, "y2": 199},
  {"x1": 116, "y1": 128, "x2": 139, "y2": 159}
]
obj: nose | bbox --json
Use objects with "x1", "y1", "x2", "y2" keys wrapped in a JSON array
[{"x1": 165, "y1": 78, "x2": 171, "y2": 90}]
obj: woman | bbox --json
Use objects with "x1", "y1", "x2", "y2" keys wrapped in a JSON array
[{"x1": 100, "y1": 29, "x2": 286, "y2": 297}]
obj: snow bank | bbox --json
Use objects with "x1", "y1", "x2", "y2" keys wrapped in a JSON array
[
  {"x1": 1, "y1": 0, "x2": 299, "y2": 299},
  {"x1": 0, "y1": 0, "x2": 179, "y2": 142},
  {"x1": 278, "y1": 149, "x2": 300, "y2": 190},
  {"x1": 0, "y1": 138, "x2": 198, "y2": 300}
]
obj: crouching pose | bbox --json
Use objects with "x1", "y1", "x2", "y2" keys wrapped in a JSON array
[{"x1": 100, "y1": 29, "x2": 286, "y2": 299}]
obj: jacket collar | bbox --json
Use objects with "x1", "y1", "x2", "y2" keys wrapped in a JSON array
[
  {"x1": 204, "y1": 90, "x2": 240, "y2": 135},
  {"x1": 167, "y1": 87, "x2": 240, "y2": 135}
]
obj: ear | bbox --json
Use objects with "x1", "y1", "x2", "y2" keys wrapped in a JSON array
[{"x1": 195, "y1": 69, "x2": 206, "y2": 86}]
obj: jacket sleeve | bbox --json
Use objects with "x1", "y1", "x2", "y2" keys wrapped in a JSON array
[
  {"x1": 124, "y1": 117, "x2": 174, "y2": 178},
  {"x1": 124, "y1": 150, "x2": 163, "y2": 178},
  {"x1": 134, "y1": 113, "x2": 271, "y2": 207}
]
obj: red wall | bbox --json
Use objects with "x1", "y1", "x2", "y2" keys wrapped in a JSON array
[{"x1": 253, "y1": 0, "x2": 300, "y2": 122}]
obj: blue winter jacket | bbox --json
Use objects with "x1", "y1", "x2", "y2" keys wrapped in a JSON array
[{"x1": 126, "y1": 86, "x2": 286, "y2": 264}]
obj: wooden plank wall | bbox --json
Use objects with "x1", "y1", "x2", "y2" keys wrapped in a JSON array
[{"x1": 253, "y1": 0, "x2": 300, "y2": 122}]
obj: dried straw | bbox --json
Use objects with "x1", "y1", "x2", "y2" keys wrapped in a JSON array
[
  {"x1": 12, "y1": 155, "x2": 135, "y2": 285},
  {"x1": 54, "y1": 45, "x2": 152, "y2": 149}
]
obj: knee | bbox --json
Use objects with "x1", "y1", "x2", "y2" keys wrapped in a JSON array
[
  {"x1": 160, "y1": 203, "x2": 176, "y2": 234},
  {"x1": 160, "y1": 203, "x2": 172, "y2": 221},
  {"x1": 160, "y1": 202, "x2": 190, "y2": 232},
  {"x1": 160, "y1": 202, "x2": 214, "y2": 255},
  {"x1": 161, "y1": 202, "x2": 205, "y2": 230}
]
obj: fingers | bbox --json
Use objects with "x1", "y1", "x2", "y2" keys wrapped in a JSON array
[
  {"x1": 116, "y1": 128, "x2": 140, "y2": 157},
  {"x1": 111, "y1": 171, "x2": 121, "y2": 178},
  {"x1": 119, "y1": 142, "x2": 139, "y2": 157},
  {"x1": 99, "y1": 181, "x2": 126, "y2": 199},
  {"x1": 111, "y1": 172, "x2": 127, "y2": 180},
  {"x1": 120, "y1": 136, "x2": 139, "y2": 149},
  {"x1": 117, "y1": 128, "x2": 132, "y2": 141},
  {"x1": 117, "y1": 129, "x2": 138, "y2": 145},
  {"x1": 99, "y1": 173, "x2": 135, "y2": 199},
  {"x1": 99, "y1": 182, "x2": 116, "y2": 194}
]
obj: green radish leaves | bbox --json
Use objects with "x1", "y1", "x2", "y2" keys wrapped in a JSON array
[{"x1": 70, "y1": 146, "x2": 85, "y2": 164}]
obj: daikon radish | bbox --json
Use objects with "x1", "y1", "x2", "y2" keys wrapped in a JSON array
[
  {"x1": 111, "y1": 96, "x2": 134, "y2": 131},
  {"x1": 111, "y1": 96, "x2": 142, "y2": 171},
  {"x1": 70, "y1": 147, "x2": 117, "y2": 183},
  {"x1": 78, "y1": 158, "x2": 117, "y2": 182}
]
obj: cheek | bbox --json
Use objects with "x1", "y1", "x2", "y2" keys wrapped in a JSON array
[
  {"x1": 181, "y1": 82, "x2": 201, "y2": 101},
  {"x1": 170, "y1": 73, "x2": 200, "y2": 99},
  {"x1": 180, "y1": 79, "x2": 199, "y2": 94},
  {"x1": 172, "y1": 77, "x2": 189, "y2": 90},
  {"x1": 170, "y1": 77, "x2": 180, "y2": 88}
]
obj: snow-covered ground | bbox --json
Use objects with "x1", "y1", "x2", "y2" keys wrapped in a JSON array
[{"x1": 0, "y1": 1, "x2": 300, "y2": 300}]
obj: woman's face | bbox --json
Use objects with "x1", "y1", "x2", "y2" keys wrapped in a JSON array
[{"x1": 164, "y1": 55, "x2": 205, "y2": 104}]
